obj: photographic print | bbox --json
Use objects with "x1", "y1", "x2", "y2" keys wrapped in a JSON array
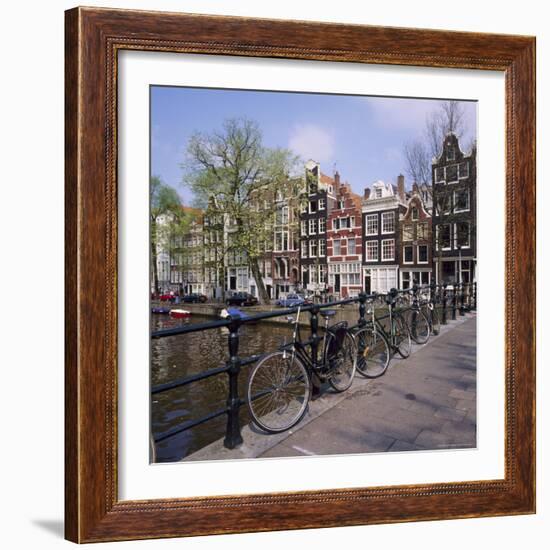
[{"x1": 150, "y1": 87, "x2": 478, "y2": 463}]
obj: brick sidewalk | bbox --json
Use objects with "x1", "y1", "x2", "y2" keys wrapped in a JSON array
[{"x1": 261, "y1": 316, "x2": 476, "y2": 457}]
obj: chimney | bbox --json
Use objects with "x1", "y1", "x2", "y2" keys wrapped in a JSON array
[
  {"x1": 363, "y1": 188, "x2": 371, "y2": 200},
  {"x1": 334, "y1": 171, "x2": 341, "y2": 186},
  {"x1": 397, "y1": 174, "x2": 405, "y2": 202}
]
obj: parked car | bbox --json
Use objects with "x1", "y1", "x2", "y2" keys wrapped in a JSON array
[
  {"x1": 276, "y1": 293, "x2": 310, "y2": 308},
  {"x1": 226, "y1": 292, "x2": 258, "y2": 307},
  {"x1": 159, "y1": 293, "x2": 177, "y2": 302},
  {"x1": 182, "y1": 293, "x2": 207, "y2": 303}
]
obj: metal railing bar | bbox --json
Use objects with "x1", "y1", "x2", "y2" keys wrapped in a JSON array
[
  {"x1": 152, "y1": 365, "x2": 230, "y2": 394},
  {"x1": 154, "y1": 406, "x2": 229, "y2": 443}
]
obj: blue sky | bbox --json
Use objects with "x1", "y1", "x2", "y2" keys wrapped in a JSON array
[{"x1": 151, "y1": 86, "x2": 476, "y2": 205}]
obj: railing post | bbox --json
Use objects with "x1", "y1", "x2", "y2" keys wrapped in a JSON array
[
  {"x1": 459, "y1": 283, "x2": 465, "y2": 316},
  {"x1": 452, "y1": 283, "x2": 458, "y2": 320},
  {"x1": 223, "y1": 316, "x2": 243, "y2": 449},
  {"x1": 358, "y1": 292, "x2": 367, "y2": 327},
  {"x1": 430, "y1": 281, "x2": 439, "y2": 335},
  {"x1": 441, "y1": 285, "x2": 448, "y2": 325},
  {"x1": 472, "y1": 282, "x2": 477, "y2": 310},
  {"x1": 310, "y1": 304, "x2": 322, "y2": 400}
]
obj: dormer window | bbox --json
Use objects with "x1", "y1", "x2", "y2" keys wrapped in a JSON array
[
  {"x1": 446, "y1": 148, "x2": 455, "y2": 161},
  {"x1": 412, "y1": 207, "x2": 419, "y2": 221},
  {"x1": 375, "y1": 188, "x2": 382, "y2": 198}
]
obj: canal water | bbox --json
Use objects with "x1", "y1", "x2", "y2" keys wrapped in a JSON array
[{"x1": 151, "y1": 314, "x2": 295, "y2": 462}]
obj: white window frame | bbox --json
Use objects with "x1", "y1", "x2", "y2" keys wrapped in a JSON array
[
  {"x1": 435, "y1": 166, "x2": 445, "y2": 184},
  {"x1": 309, "y1": 218, "x2": 316, "y2": 235},
  {"x1": 446, "y1": 164, "x2": 459, "y2": 184},
  {"x1": 308, "y1": 200, "x2": 318, "y2": 214},
  {"x1": 333, "y1": 238, "x2": 341, "y2": 256},
  {"x1": 309, "y1": 240, "x2": 318, "y2": 258},
  {"x1": 437, "y1": 224, "x2": 453, "y2": 251},
  {"x1": 417, "y1": 244, "x2": 429, "y2": 264},
  {"x1": 381, "y1": 238, "x2": 395, "y2": 261},
  {"x1": 381, "y1": 212, "x2": 395, "y2": 234},
  {"x1": 318, "y1": 217, "x2": 326, "y2": 234},
  {"x1": 301, "y1": 240, "x2": 308, "y2": 258},
  {"x1": 319, "y1": 197, "x2": 326, "y2": 210},
  {"x1": 459, "y1": 161, "x2": 469, "y2": 179},
  {"x1": 365, "y1": 240, "x2": 378, "y2": 261},
  {"x1": 403, "y1": 245, "x2": 414, "y2": 264},
  {"x1": 347, "y1": 238, "x2": 356, "y2": 256},
  {"x1": 319, "y1": 238, "x2": 326, "y2": 257},
  {"x1": 454, "y1": 189, "x2": 470, "y2": 213},
  {"x1": 365, "y1": 214, "x2": 378, "y2": 236},
  {"x1": 455, "y1": 222, "x2": 471, "y2": 249},
  {"x1": 301, "y1": 220, "x2": 307, "y2": 236}
]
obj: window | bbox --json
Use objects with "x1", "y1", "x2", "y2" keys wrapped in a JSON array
[
  {"x1": 446, "y1": 164, "x2": 458, "y2": 183},
  {"x1": 459, "y1": 162, "x2": 469, "y2": 179},
  {"x1": 300, "y1": 201, "x2": 307, "y2": 213},
  {"x1": 381, "y1": 239, "x2": 395, "y2": 261},
  {"x1": 418, "y1": 245, "x2": 428, "y2": 263},
  {"x1": 403, "y1": 245, "x2": 413, "y2": 263},
  {"x1": 309, "y1": 200, "x2": 318, "y2": 213},
  {"x1": 382, "y1": 212, "x2": 395, "y2": 233},
  {"x1": 340, "y1": 217, "x2": 350, "y2": 229},
  {"x1": 402, "y1": 271, "x2": 411, "y2": 288},
  {"x1": 319, "y1": 265, "x2": 327, "y2": 283},
  {"x1": 319, "y1": 198, "x2": 326, "y2": 210},
  {"x1": 417, "y1": 222, "x2": 429, "y2": 240},
  {"x1": 461, "y1": 260, "x2": 471, "y2": 283},
  {"x1": 375, "y1": 188, "x2": 383, "y2": 198},
  {"x1": 301, "y1": 220, "x2": 307, "y2": 236},
  {"x1": 309, "y1": 240, "x2": 318, "y2": 257},
  {"x1": 281, "y1": 206, "x2": 289, "y2": 224},
  {"x1": 435, "y1": 167, "x2": 445, "y2": 183},
  {"x1": 309, "y1": 218, "x2": 316, "y2": 235},
  {"x1": 301, "y1": 240, "x2": 308, "y2": 258},
  {"x1": 318, "y1": 217, "x2": 326, "y2": 234},
  {"x1": 365, "y1": 240, "x2": 378, "y2": 261},
  {"x1": 421, "y1": 271, "x2": 430, "y2": 285},
  {"x1": 319, "y1": 238, "x2": 326, "y2": 257},
  {"x1": 365, "y1": 214, "x2": 378, "y2": 235},
  {"x1": 351, "y1": 216, "x2": 355, "y2": 227},
  {"x1": 333, "y1": 239, "x2": 341, "y2": 256},
  {"x1": 348, "y1": 239, "x2": 356, "y2": 255},
  {"x1": 338, "y1": 200, "x2": 345, "y2": 209},
  {"x1": 437, "y1": 224, "x2": 452, "y2": 250},
  {"x1": 438, "y1": 194, "x2": 452, "y2": 215},
  {"x1": 411, "y1": 207, "x2": 419, "y2": 221},
  {"x1": 402, "y1": 223, "x2": 414, "y2": 241},
  {"x1": 455, "y1": 222, "x2": 470, "y2": 248},
  {"x1": 454, "y1": 189, "x2": 470, "y2": 212},
  {"x1": 446, "y1": 147, "x2": 455, "y2": 161}
]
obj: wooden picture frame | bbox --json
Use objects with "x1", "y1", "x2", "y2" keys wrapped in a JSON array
[{"x1": 65, "y1": 6, "x2": 536, "y2": 543}]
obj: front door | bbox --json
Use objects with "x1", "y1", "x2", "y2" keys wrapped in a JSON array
[
  {"x1": 334, "y1": 274, "x2": 341, "y2": 293},
  {"x1": 364, "y1": 274, "x2": 371, "y2": 294}
]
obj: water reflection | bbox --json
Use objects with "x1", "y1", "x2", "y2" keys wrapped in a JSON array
[{"x1": 151, "y1": 314, "x2": 293, "y2": 462}]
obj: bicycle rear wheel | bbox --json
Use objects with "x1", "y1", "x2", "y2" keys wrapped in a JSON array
[
  {"x1": 355, "y1": 326, "x2": 391, "y2": 378},
  {"x1": 247, "y1": 351, "x2": 311, "y2": 434},
  {"x1": 393, "y1": 315, "x2": 412, "y2": 358},
  {"x1": 408, "y1": 309, "x2": 430, "y2": 344},
  {"x1": 326, "y1": 330, "x2": 357, "y2": 392}
]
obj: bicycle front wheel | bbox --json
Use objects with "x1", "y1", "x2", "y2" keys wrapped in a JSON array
[
  {"x1": 393, "y1": 315, "x2": 412, "y2": 358},
  {"x1": 247, "y1": 351, "x2": 311, "y2": 434},
  {"x1": 326, "y1": 330, "x2": 357, "y2": 392},
  {"x1": 355, "y1": 326, "x2": 391, "y2": 378}
]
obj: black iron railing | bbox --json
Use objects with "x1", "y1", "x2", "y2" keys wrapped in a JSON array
[{"x1": 151, "y1": 281, "x2": 476, "y2": 456}]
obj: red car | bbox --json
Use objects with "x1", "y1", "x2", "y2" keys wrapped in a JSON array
[{"x1": 159, "y1": 293, "x2": 177, "y2": 302}]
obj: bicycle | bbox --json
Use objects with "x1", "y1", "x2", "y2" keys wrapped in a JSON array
[
  {"x1": 246, "y1": 306, "x2": 357, "y2": 434},
  {"x1": 353, "y1": 289, "x2": 412, "y2": 378},
  {"x1": 403, "y1": 285, "x2": 431, "y2": 345},
  {"x1": 421, "y1": 284, "x2": 440, "y2": 336}
]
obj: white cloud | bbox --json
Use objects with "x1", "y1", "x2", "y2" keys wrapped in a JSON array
[{"x1": 288, "y1": 124, "x2": 335, "y2": 163}]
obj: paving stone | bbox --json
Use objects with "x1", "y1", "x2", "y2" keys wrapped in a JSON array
[
  {"x1": 434, "y1": 406, "x2": 467, "y2": 422},
  {"x1": 415, "y1": 429, "x2": 456, "y2": 449},
  {"x1": 449, "y1": 388, "x2": 476, "y2": 401}
]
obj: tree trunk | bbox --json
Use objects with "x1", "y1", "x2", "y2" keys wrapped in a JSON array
[
  {"x1": 151, "y1": 232, "x2": 160, "y2": 296},
  {"x1": 249, "y1": 258, "x2": 270, "y2": 305}
]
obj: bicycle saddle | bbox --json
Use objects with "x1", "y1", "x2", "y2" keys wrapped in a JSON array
[{"x1": 320, "y1": 309, "x2": 337, "y2": 318}]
